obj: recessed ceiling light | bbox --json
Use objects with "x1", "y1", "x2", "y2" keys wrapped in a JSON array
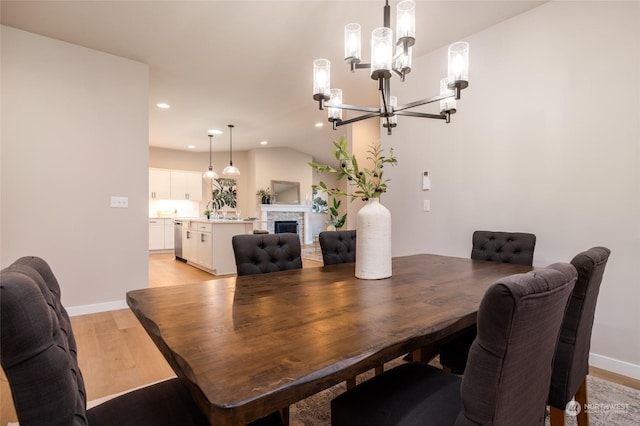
[
  {"x1": 315, "y1": 122, "x2": 323, "y2": 128},
  {"x1": 260, "y1": 140, "x2": 268, "y2": 145},
  {"x1": 208, "y1": 129, "x2": 223, "y2": 135},
  {"x1": 156, "y1": 103, "x2": 170, "y2": 109},
  {"x1": 187, "y1": 145, "x2": 196, "y2": 149}
]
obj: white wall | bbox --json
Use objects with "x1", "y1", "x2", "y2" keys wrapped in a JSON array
[
  {"x1": 382, "y1": 1, "x2": 640, "y2": 378},
  {"x1": 1, "y1": 26, "x2": 149, "y2": 312}
]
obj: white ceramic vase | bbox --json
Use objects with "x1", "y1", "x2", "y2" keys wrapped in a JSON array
[{"x1": 355, "y1": 198, "x2": 392, "y2": 279}]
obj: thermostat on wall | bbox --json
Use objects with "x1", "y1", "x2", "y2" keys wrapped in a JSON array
[{"x1": 422, "y1": 171, "x2": 431, "y2": 190}]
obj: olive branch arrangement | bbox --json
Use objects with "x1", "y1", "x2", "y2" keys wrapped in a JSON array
[{"x1": 309, "y1": 136, "x2": 398, "y2": 202}]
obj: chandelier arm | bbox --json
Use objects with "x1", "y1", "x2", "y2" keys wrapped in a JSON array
[
  {"x1": 351, "y1": 62, "x2": 372, "y2": 72},
  {"x1": 394, "y1": 110, "x2": 448, "y2": 120},
  {"x1": 332, "y1": 112, "x2": 380, "y2": 127},
  {"x1": 394, "y1": 93, "x2": 455, "y2": 112},
  {"x1": 325, "y1": 103, "x2": 380, "y2": 114}
]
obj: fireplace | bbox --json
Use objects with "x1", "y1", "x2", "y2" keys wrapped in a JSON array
[
  {"x1": 256, "y1": 204, "x2": 312, "y2": 244},
  {"x1": 274, "y1": 220, "x2": 299, "y2": 234}
]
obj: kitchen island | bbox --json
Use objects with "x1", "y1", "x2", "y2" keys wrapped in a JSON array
[{"x1": 180, "y1": 219, "x2": 257, "y2": 275}]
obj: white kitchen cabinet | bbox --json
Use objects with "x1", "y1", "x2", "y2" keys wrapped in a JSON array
[
  {"x1": 191, "y1": 222, "x2": 213, "y2": 270},
  {"x1": 181, "y1": 220, "x2": 254, "y2": 275},
  {"x1": 149, "y1": 218, "x2": 175, "y2": 251},
  {"x1": 182, "y1": 227, "x2": 196, "y2": 261},
  {"x1": 164, "y1": 220, "x2": 175, "y2": 249},
  {"x1": 170, "y1": 170, "x2": 202, "y2": 201},
  {"x1": 148, "y1": 219, "x2": 165, "y2": 250},
  {"x1": 149, "y1": 168, "x2": 171, "y2": 200}
]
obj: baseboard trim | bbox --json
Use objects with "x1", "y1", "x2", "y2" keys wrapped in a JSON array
[
  {"x1": 590, "y1": 352, "x2": 640, "y2": 380},
  {"x1": 67, "y1": 300, "x2": 128, "y2": 317}
]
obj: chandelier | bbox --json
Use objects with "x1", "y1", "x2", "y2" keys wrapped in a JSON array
[{"x1": 312, "y1": 0, "x2": 469, "y2": 135}]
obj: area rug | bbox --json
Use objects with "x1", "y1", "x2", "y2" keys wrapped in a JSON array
[
  {"x1": 301, "y1": 246, "x2": 323, "y2": 263},
  {"x1": 288, "y1": 358, "x2": 640, "y2": 426}
]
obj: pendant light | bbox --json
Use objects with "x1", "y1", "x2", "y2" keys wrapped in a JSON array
[
  {"x1": 222, "y1": 124, "x2": 240, "y2": 176},
  {"x1": 203, "y1": 130, "x2": 222, "y2": 180}
]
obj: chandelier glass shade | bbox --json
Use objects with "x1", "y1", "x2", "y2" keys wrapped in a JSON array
[
  {"x1": 312, "y1": 0, "x2": 469, "y2": 135},
  {"x1": 222, "y1": 124, "x2": 240, "y2": 176},
  {"x1": 203, "y1": 130, "x2": 222, "y2": 180}
]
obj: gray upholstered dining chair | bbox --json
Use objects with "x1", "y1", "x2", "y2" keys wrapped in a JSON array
[
  {"x1": 0, "y1": 256, "x2": 283, "y2": 426},
  {"x1": 470, "y1": 230, "x2": 537, "y2": 265},
  {"x1": 232, "y1": 233, "x2": 302, "y2": 276},
  {"x1": 548, "y1": 246, "x2": 611, "y2": 426},
  {"x1": 331, "y1": 263, "x2": 577, "y2": 426},
  {"x1": 439, "y1": 229, "x2": 537, "y2": 373},
  {"x1": 318, "y1": 230, "x2": 356, "y2": 265}
]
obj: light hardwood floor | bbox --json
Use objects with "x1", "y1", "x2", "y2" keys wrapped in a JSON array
[{"x1": 1, "y1": 253, "x2": 638, "y2": 425}]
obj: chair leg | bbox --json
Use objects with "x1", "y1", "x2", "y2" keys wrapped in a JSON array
[
  {"x1": 549, "y1": 378, "x2": 589, "y2": 426},
  {"x1": 375, "y1": 364, "x2": 384, "y2": 376},
  {"x1": 550, "y1": 406, "x2": 566, "y2": 426},
  {"x1": 576, "y1": 378, "x2": 589, "y2": 426}
]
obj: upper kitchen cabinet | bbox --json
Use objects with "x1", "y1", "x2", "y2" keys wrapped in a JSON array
[
  {"x1": 148, "y1": 168, "x2": 203, "y2": 201},
  {"x1": 170, "y1": 170, "x2": 202, "y2": 201},
  {"x1": 149, "y1": 168, "x2": 171, "y2": 199}
]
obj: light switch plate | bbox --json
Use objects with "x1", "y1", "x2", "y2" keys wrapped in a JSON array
[
  {"x1": 110, "y1": 196, "x2": 129, "y2": 208},
  {"x1": 423, "y1": 200, "x2": 430, "y2": 211}
]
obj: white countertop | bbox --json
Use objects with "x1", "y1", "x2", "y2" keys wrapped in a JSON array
[{"x1": 181, "y1": 218, "x2": 260, "y2": 224}]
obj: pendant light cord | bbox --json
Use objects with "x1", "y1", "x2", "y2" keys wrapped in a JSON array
[
  {"x1": 228, "y1": 124, "x2": 234, "y2": 166},
  {"x1": 208, "y1": 135, "x2": 213, "y2": 167}
]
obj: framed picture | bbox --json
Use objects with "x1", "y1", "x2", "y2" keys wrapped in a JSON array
[
  {"x1": 212, "y1": 178, "x2": 237, "y2": 210},
  {"x1": 312, "y1": 188, "x2": 328, "y2": 213}
]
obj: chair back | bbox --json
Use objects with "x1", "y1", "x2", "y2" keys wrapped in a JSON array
[
  {"x1": 1, "y1": 256, "x2": 88, "y2": 426},
  {"x1": 458, "y1": 263, "x2": 577, "y2": 426},
  {"x1": 471, "y1": 230, "x2": 536, "y2": 266},
  {"x1": 318, "y1": 230, "x2": 356, "y2": 265},
  {"x1": 232, "y1": 233, "x2": 302, "y2": 276},
  {"x1": 548, "y1": 246, "x2": 611, "y2": 408}
]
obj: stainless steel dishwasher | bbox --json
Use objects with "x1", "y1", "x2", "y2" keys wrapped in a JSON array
[{"x1": 173, "y1": 220, "x2": 185, "y2": 261}]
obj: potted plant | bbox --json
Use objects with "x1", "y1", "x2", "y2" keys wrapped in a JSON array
[
  {"x1": 256, "y1": 188, "x2": 271, "y2": 204},
  {"x1": 309, "y1": 136, "x2": 397, "y2": 280},
  {"x1": 327, "y1": 197, "x2": 347, "y2": 230},
  {"x1": 204, "y1": 209, "x2": 212, "y2": 219}
]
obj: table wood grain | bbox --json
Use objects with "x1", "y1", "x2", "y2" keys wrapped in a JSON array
[{"x1": 126, "y1": 254, "x2": 533, "y2": 425}]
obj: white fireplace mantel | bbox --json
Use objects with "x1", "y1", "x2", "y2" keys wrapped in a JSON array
[{"x1": 257, "y1": 204, "x2": 312, "y2": 244}]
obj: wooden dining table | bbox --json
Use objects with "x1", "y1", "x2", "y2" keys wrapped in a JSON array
[{"x1": 126, "y1": 254, "x2": 533, "y2": 425}]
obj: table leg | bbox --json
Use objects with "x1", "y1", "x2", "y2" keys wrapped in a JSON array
[
  {"x1": 346, "y1": 377, "x2": 356, "y2": 390},
  {"x1": 280, "y1": 406, "x2": 290, "y2": 426}
]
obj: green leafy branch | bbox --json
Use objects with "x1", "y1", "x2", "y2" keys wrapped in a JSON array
[
  {"x1": 309, "y1": 136, "x2": 397, "y2": 202},
  {"x1": 327, "y1": 197, "x2": 347, "y2": 229}
]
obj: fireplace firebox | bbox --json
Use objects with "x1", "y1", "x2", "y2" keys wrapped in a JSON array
[{"x1": 274, "y1": 220, "x2": 299, "y2": 234}]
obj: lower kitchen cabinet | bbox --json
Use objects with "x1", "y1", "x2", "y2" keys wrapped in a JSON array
[
  {"x1": 149, "y1": 218, "x2": 175, "y2": 251},
  {"x1": 148, "y1": 219, "x2": 165, "y2": 250},
  {"x1": 191, "y1": 222, "x2": 213, "y2": 270},
  {"x1": 180, "y1": 220, "x2": 254, "y2": 275}
]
